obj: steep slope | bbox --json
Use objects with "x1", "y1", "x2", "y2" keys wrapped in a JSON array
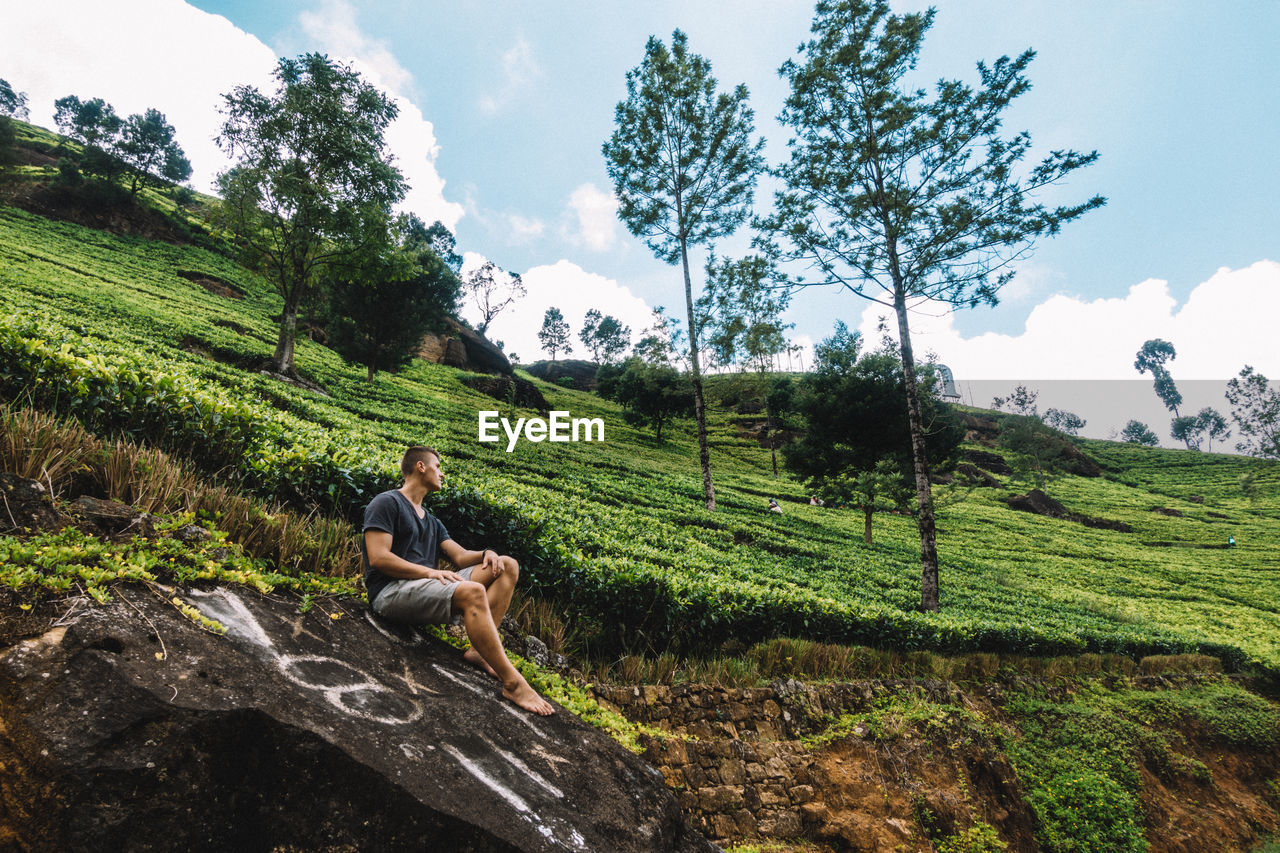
[{"x1": 2, "y1": 203, "x2": 1277, "y2": 672}]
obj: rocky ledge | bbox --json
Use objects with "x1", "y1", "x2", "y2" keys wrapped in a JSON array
[{"x1": 0, "y1": 585, "x2": 713, "y2": 852}]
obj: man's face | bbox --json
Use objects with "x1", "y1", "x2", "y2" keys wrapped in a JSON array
[{"x1": 419, "y1": 453, "x2": 443, "y2": 492}]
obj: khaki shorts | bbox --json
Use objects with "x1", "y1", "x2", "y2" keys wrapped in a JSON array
[{"x1": 371, "y1": 566, "x2": 478, "y2": 625}]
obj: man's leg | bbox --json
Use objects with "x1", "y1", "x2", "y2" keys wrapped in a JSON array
[
  {"x1": 451, "y1": 581, "x2": 553, "y2": 716},
  {"x1": 460, "y1": 557, "x2": 519, "y2": 677},
  {"x1": 467, "y1": 556, "x2": 519, "y2": 626}
]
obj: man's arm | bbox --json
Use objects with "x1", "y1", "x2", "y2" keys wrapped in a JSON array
[
  {"x1": 440, "y1": 539, "x2": 504, "y2": 575},
  {"x1": 365, "y1": 530, "x2": 463, "y2": 582}
]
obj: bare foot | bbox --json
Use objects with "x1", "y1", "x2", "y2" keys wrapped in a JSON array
[
  {"x1": 502, "y1": 677, "x2": 555, "y2": 716},
  {"x1": 462, "y1": 647, "x2": 499, "y2": 678}
]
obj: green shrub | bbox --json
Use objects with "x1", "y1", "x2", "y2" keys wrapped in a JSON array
[{"x1": 936, "y1": 822, "x2": 1008, "y2": 853}]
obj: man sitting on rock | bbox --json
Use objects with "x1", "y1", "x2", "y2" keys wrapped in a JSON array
[{"x1": 363, "y1": 445, "x2": 554, "y2": 716}]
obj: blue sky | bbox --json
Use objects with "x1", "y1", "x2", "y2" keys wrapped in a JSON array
[{"x1": 3, "y1": 0, "x2": 1277, "y2": 444}]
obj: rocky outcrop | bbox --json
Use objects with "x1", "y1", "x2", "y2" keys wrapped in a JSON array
[
  {"x1": 419, "y1": 318, "x2": 513, "y2": 375},
  {"x1": 0, "y1": 587, "x2": 712, "y2": 852},
  {"x1": 523, "y1": 360, "x2": 599, "y2": 392},
  {"x1": 459, "y1": 374, "x2": 549, "y2": 411},
  {"x1": 962, "y1": 449, "x2": 1012, "y2": 476},
  {"x1": 0, "y1": 472, "x2": 68, "y2": 534},
  {"x1": 1008, "y1": 488, "x2": 1133, "y2": 532}
]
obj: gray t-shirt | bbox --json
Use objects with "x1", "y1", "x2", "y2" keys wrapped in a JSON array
[{"x1": 362, "y1": 489, "x2": 452, "y2": 605}]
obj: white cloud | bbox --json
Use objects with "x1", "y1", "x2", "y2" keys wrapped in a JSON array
[
  {"x1": 853, "y1": 260, "x2": 1280, "y2": 447},
  {"x1": 1, "y1": 0, "x2": 276, "y2": 195},
  {"x1": 561, "y1": 183, "x2": 618, "y2": 252},
  {"x1": 504, "y1": 212, "x2": 546, "y2": 244},
  {"x1": 858, "y1": 260, "x2": 1280, "y2": 381},
  {"x1": 295, "y1": 0, "x2": 414, "y2": 96},
  {"x1": 0, "y1": 0, "x2": 462, "y2": 229},
  {"x1": 478, "y1": 36, "x2": 540, "y2": 116},
  {"x1": 459, "y1": 258, "x2": 654, "y2": 363}
]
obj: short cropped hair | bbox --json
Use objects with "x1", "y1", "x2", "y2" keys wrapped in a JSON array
[{"x1": 401, "y1": 445, "x2": 441, "y2": 477}]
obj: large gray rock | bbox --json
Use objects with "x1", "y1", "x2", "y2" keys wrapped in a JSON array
[
  {"x1": 0, "y1": 585, "x2": 713, "y2": 852},
  {"x1": 419, "y1": 318, "x2": 514, "y2": 376}
]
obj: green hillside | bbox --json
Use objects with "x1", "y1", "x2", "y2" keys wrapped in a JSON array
[{"x1": 1, "y1": 195, "x2": 1277, "y2": 673}]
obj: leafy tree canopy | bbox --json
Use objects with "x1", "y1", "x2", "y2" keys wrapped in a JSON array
[
  {"x1": 604, "y1": 29, "x2": 765, "y2": 264},
  {"x1": 1226, "y1": 366, "x2": 1280, "y2": 459},
  {"x1": 462, "y1": 259, "x2": 525, "y2": 336},
  {"x1": 1134, "y1": 338, "x2": 1183, "y2": 416},
  {"x1": 118, "y1": 108, "x2": 192, "y2": 197},
  {"x1": 579, "y1": 309, "x2": 631, "y2": 364},
  {"x1": 54, "y1": 95, "x2": 123, "y2": 149},
  {"x1": 782, "y1": 323, "x2": 964, "y2": 500},
  {"x1": 216, "y1": 53, "x2": 406, "y2": 376},
  {"x1": 1120, "y1": 419, "x2": 1159, "y2": 447},
  {"x1": 697, "y1": 253, "x2": 792, "y2": 373},
  {"x1": 1043, "y1": 407, "x2": 1086, "y2": 436},
  {"x1": 631, "y1": 306, "x2": 686, "y2": 366},
  {"x1": 538, "y1": 307, "x2": 572, "y2": 361},
  {"x1": 0, "y1": 78, "x2": 29, "y2": 120},
  {"x1": 597, "y1": 358, "x2": 696, "y2": 441},
  {"x1": 323, "y1": 213, "x2": 461, "y2": 382},
  {"x1": 422, "y1": 220, "x2": 462, "y2": 273}
]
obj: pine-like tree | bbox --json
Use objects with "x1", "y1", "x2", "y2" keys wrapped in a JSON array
[
  {"x1": 604, "y1": 30, "x2": 765, "y2": 510},
  {"x1": 760, "y1": 0, "x2": 1103, "y2": 609}
]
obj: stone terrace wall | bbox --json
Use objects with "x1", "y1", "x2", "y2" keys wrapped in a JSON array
[{"x1": 592, "y1": 680, "x2": 971, "y2": 846}]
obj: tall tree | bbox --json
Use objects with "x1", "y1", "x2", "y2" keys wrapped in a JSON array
[
  {"x1": 1226, "y1": 366, "x2": 1280, "y2": 460},
  {"x1": 632, "y1": 306, "x2": 686, "y2": 366},
  {"x1": 992, "y1": 385, "x2": 1040, "y2": 418},
  {"x1": 1133, "y1": 338, "x2": 1191, "y2": 447},
  {"x1": 579, "y1": 309, "x2": 631, "y2": 364},
  {"x1": 538, "y1": 307, "x2": 572, "y2": 361},
  {"x1": 604, "y1": 30, "x2": 766, "y2": 510},
  {"x1": 118, "y1": 108, "x2": 192, "y2": 197},
  {"x1": 761, "y1": 0, "x2": 1103, "y2": 609},
  {"x1": 323, "y1": 214, "x2": 461, "y2": 382},
  {"x1": 463, "y1": 259, "x2": 525, "y2": 336},
  {"x1": 216, "y1": 53, "x2": 406, "y2": 376},
  {"x1": 53, "y1": 95, "x2": 124, "y2": 179},
  {"x1": 1196, "y1": 407, "x2": 1230, "y2": 453},
  {"x1": 698, "y1": 253, "x2": 792, "y2": 374}
]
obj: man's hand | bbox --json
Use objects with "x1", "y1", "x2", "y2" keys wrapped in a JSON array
[
  {"x1": 481, "y1": 549, "x2": 503, "y2": 576},
  {"x1": 428, "y1": 567, "x2": 465, "y2": 583}
]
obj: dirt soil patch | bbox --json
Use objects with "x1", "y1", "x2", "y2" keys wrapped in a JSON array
[{"x1": 175, "y1": 269, "x2": 245, "y2": 299}]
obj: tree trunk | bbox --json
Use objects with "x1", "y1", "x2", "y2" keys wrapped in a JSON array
[
  {"x1": 366, "y1": 363, "x2": 376, "y2": 383},
  {"x1": 680, "y1": 236, "x2": 716, "y2": 511},
  {"x1": 765, "y1": 394, "x2": 779, "y2": 477},
  {"x1": 272, "y1": 298, "x2": 298, "y2": 376},
  {"x1": 893, "y1": 288, "x2": 940, "y2": 611},
  {"x1": 864, "y1": 507, "x2": 873, "y2": 545}
]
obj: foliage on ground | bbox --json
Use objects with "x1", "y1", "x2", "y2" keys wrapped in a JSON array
[{"x1": 1, "y1": 196, "x2": 1278, "y2": 673}]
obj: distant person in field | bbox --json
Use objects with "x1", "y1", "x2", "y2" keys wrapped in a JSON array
[
  {"x1": 362, "y1": 445, "x2": 554, "y2": 716},
  {"x1": 768, "y1": 498, "x2": 783, "y2": 514}
]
